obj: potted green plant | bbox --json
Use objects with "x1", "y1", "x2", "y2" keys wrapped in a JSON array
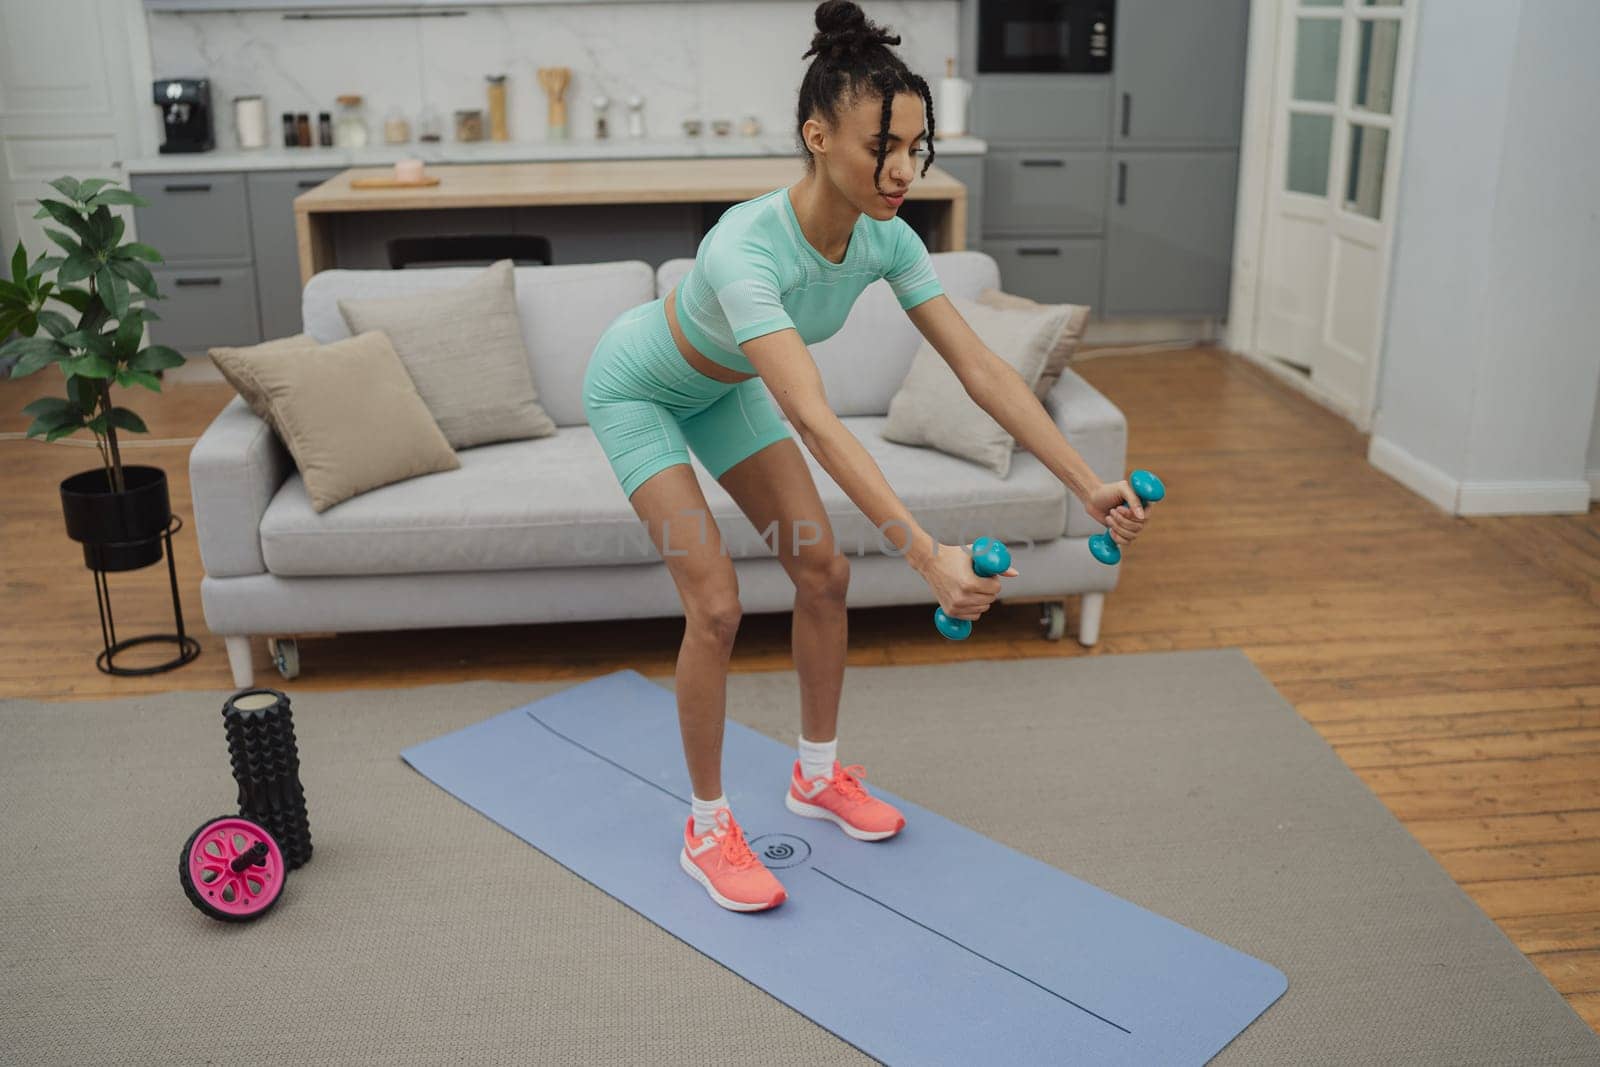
[{"x1": 1, "y1": 176, "x2": 184, "y2": 572}]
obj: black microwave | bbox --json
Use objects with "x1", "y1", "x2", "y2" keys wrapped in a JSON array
[{"x1": 977, "y1": 0, "x2": 1114, "y2": 74}]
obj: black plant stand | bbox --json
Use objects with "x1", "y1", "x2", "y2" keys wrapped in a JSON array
[{"x1": 88, "y1": 513, "x2": 201, "y2": 676}]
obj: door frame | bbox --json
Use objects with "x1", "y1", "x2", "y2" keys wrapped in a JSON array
[
  {"x1": 0, "y1": 0, "x2": 156, "y2": 257},
  {"x1": 1225, "y1": 0, "x2": 1423, "y2": 433}
]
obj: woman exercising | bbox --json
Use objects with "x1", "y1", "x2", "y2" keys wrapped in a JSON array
[{"x1": 582, "y1": 0, "x2": 1149, "y2": 912}]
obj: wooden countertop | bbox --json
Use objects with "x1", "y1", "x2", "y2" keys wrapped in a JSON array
[{"x1": 295, "y1": 158, "x2": 966, "y2": 213}]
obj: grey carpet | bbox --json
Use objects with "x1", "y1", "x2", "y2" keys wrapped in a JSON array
[{"x1": 2, "y1": 649, "x2": 1594, "y2": 1066}]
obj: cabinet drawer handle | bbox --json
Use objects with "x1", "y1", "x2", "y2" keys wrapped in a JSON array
[
  {"x1": 1017, "y1": 247, "x2": 1063, "y2": 257},
  {"x1": 175, "y1": 276, "x2": 223, "y2": 287},
  {"x1": 1121, "y1": 93, "x2": 1132, "y2": 137},
  {"x1": 1117, "y1": 162, "x2": 1128, "y2": 205},
  {"x1": 1020, "y1": 159, "x2": 1065, "y2": 168},
  {"x1": 163, "y1": 183, "x2": 213, "y2": 193}
]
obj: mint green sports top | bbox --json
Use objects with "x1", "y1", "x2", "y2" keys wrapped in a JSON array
[{"x1": 674, "y1": 186, "x2": 945, "y2": 375}]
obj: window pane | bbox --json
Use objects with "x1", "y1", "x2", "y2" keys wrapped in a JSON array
[
  {"x1": 1288, "y1": 112, "x2": 1334, "y2": 196},
  {"x1": 1362, "y1": 0, "x2": 1403, "y2": 7},
  {"x1": 1302, "y1": 0, "x2": 1341, "y2": 6},
  {"x1": 1293, "y1": 18, "x2": 1342, "y2": 103},
  {"x1": 1345, "y1": 124, "x2": 1389, "y2": 218},
  {"x1": 1354, "y1": 19, "x2": 1401, "y2": 113}
]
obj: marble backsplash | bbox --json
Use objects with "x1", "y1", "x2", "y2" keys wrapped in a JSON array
[{"x1": 147, "y1": 1, "x2": 960, "y2": 151}]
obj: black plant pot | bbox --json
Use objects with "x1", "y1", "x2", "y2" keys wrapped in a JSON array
[
  {"x1": 60, "y1": 464, "x2": 171, "y2": 571},
  {"x1": 57, "y1": 463, "x2": 199, "y2": 675}
]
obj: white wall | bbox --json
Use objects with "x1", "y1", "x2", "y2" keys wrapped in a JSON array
[
  {"x1": 145, "y1": 1, "x2": 959, "y2": 152},
  {"x1": 1369, "y1": 0, "x2": 1600, "y2": 513},
  {"x1": 1589, "y1": 372, "x2": 1600, "y2": 496}
]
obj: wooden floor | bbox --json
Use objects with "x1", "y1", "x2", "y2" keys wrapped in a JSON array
[{"x1": 4, "y1": 348, "x2": 1597, "y2": 1032}]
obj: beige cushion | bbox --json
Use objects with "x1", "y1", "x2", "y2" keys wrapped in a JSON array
[
  {"x1": 336, "y1": 258, "x2": 557, "y2": 449},
  {"x1": 976, "y1": 287, "x2": 1091, "y2": 400},
  {"x1": 880, "y1": 295, "x2": 1064, "y2": 478},
  {"x1": 209, "y1": 330, "x2": 460, "y2": 513},
  {"x1": 208, "y1": 333, "x2": 318, "y2": 430}
]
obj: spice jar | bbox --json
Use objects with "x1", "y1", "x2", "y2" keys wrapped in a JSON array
[
  {"x1": 383, "y1": 106, "x2": 411, "y2": 144},
  {"x1": 486, "y1": 75, "x2": 509, "y2": 142},
  {"x1": 334, "y1": 94, "x2": 368, "y2": 147},
  {"x1": 417, "y1": 105, "x2": 442, "y2": 143},
  {"x1": 455, "y1": 109, "x2": 484, "y2": 142}
]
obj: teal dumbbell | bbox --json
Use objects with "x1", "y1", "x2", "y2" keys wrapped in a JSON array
[
  {"x1": 1089, "y1": 469, "x2": 1165, "y2": 566},
  {"x1": 934, "y1": 537, "x2": 1012, "y2": 641}
]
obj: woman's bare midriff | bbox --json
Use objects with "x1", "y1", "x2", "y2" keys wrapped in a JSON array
[{"x1": 664, "y1": 285, "x2": 755, "y2": 384}]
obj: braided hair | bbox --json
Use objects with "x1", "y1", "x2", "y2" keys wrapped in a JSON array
[{"x1": 797, "y1": 1, "x2": 937, "y2": 191}]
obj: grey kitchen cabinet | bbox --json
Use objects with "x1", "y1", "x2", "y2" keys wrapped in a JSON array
[
  {"x1": 927, "y1": 153, "x2": 983, "y2": 250},
  {"x1": 129, "y1": 172, "x2": 252, "y2": 262},
  {"x1": 971, "y1": 76, "x2": 1111, "y2": 145},
  {"x1": 1102, "y1": 152, "x2": 1238, "y2": 317},
  {"x1": 145, "y1": 265, "x2": 262, "y2": 350},
  {"x1": 1113, "y1": 0, "x2": 1250, "y2": 148},
  {"x1": 248, "y1": 168, "x2": 343, "y2": 340},
  {"x1": 980, "y1": 237, "x2": 1103, "y2": 307},
  {"x1": 131, "y1": 172, "x2": 260, "y2": 354},
  {"x1": 984, "y1": 149, "x2": 1107, "y2": 237}
]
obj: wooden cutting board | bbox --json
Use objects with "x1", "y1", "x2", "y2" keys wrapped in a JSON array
[{"x1": 349, "y1": 175, "x2": 441, "y2": 189}]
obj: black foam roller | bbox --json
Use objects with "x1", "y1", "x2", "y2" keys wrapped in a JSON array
[{"x1": 222, "y1": 688, "x2": 313, "y2": 869}]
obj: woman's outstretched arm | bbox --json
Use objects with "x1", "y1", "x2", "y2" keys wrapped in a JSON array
[
  {"x1": 905, "y1": 294, "x2": 1149, "y2": 543},
  {"x1": 741, "y1": 326, "x2": 1015, "y2": 620}
]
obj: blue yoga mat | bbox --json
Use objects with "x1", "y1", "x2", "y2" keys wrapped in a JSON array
[{"x1": 400, "y1": 670, "x2": 1286, "y2": 1064}]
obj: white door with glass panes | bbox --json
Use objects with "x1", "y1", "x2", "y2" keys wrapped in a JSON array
[{"x1": 1253, "y1": 0, "x2": 1418, "y2": 426}]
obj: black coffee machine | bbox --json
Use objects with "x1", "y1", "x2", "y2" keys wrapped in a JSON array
[{"x1": 155, "y1": 78, "x2": 214, "y2": 153}]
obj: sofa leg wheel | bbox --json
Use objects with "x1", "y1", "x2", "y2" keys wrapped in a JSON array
[
  {"x1": 1077, "y1": 593, "x2": 1104, "y2": 647},
  {"x1": 224, "y1": 636, "x2": 255, "y2": 688},
  {"x1": 267, "y1": 637, "x2": 300, "y2": 681},
  {"x1": 1039, "y1": 602, "x2": 1066, "y2": 641}
]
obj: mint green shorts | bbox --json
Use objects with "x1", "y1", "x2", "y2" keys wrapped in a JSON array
[{"x1": 582, "y1": 297, "x2": 792, "y2": 499}]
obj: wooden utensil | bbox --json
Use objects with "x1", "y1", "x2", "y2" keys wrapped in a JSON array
[{"x1": 537, "y1": 66, "x2": 571, "y2": 139}]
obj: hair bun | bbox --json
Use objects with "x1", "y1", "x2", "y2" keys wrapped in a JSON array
[{"x1": 807, "y1": 0, "x2": 900, "y2": 60}]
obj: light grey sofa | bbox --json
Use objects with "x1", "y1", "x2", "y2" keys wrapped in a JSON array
[{"x1": 189, "y1": 252, "x2": 1129, "y2": 687}]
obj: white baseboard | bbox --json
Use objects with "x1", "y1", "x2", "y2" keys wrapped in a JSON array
[
  {"x1": 1457, "y1": 480, "x2": 1593, "y2": 515},
  {"x1": 166, "y1": 357, "x2": 224, "y2": 384},
  {"x1": 1367, "y1": 436, "x2": 1459, "y2": 512},
  {"x1": 1234, "y1": 349, "x2": 1372, "y2": 431},
  {"x1": 1081, "y1": 318, "x2": 1219, "y2": 346},
  {"x1": 1369, "y1": 435, "x2": 1593, "y2": 515}
]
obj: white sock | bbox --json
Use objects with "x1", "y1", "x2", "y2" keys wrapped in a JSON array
[
  {"x1": 691, "y1": 793, "x2": 730, "y2": 837},
  {"x1": 799, "y1": 735, "x2": 838, "y2": 782}
]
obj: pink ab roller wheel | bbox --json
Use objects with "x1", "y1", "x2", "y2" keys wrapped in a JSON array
[{"x1": 179, "y1": 815, "x2": 288, "y2": 922}]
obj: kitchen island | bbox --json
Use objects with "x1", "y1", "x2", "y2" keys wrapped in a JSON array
[{"x1": 293, "y1": 157, "x2": 968, "y2": 284}]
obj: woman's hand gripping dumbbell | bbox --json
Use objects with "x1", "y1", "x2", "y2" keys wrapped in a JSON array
[
  {"x1": 1087, "y1": 469, "x2": 1164, "y2": 566},
  {"x1": 925, "y1": 537, "x2": 1015, "y2": 641}
]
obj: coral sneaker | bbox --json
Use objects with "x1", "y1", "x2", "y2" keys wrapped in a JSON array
[
  {"x1": 785, "y1": 760, "x2": 906, "y2": 841},
  {"x1": 679, "y1": 808, "x2": 787, "y2": 912}
]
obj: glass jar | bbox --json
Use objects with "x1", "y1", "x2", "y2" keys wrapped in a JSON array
[
  {"x1": 383, "y1": 105, "x2": 411, "y2": 145},
  {"x1": 417, "y1": 105, "x2": 443, "y2": 144},
  {"x1": 334, "y1": 94, "x2": 369, "y2": 148},
  {"x1": 455, "y1": 109, "x2": 484, "y2": 142}
]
